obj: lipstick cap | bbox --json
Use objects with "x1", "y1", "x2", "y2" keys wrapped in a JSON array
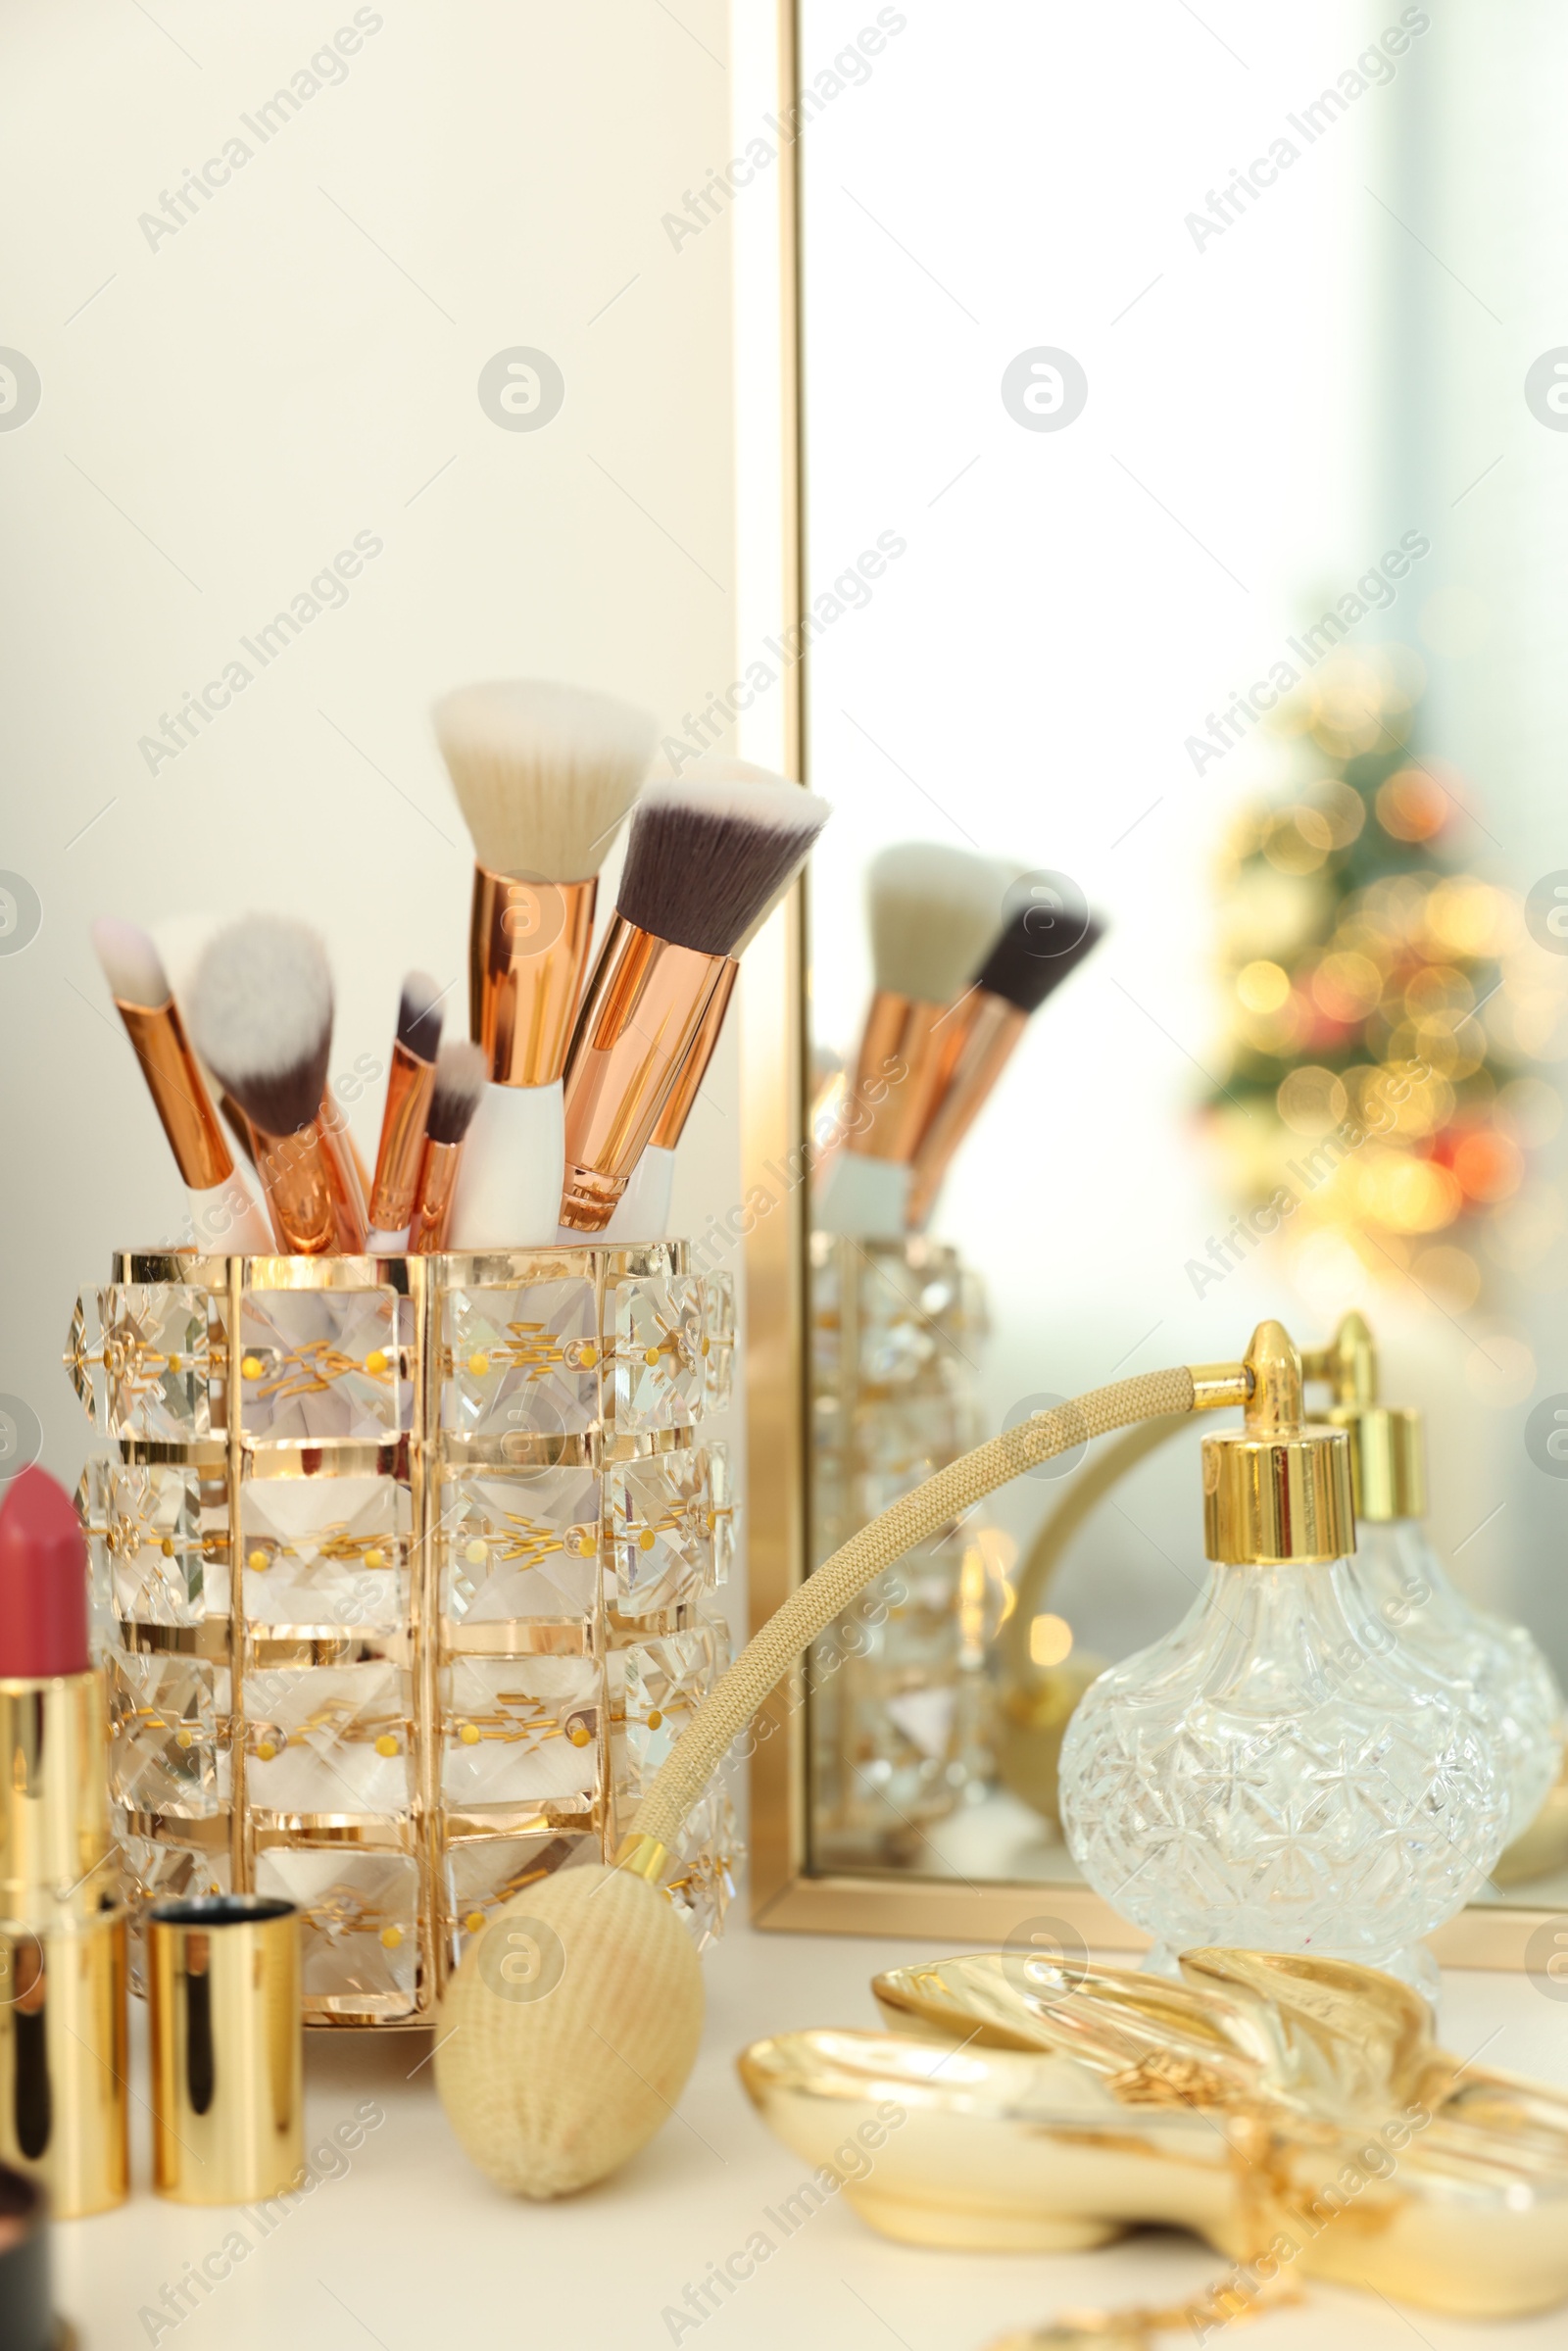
[{"x1": 148, "y1": 1895, "x2": 303, "y2": 2205}]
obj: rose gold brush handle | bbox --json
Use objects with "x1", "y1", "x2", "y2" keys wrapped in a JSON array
[
  {"x1": 315, "y1": 1118, "x2": 370, "y2": 1250},
  {"x1": 368, "y1": 1042, "x2": 437, "y2": 1231},
  {"x1": 250, "y1": 1122, "x2": 343, "y2": 1254},
  {"x1": 560, "y1": 916, "x2": 730, "y2": 1231},
  {"x1": 905, "y1": 991, "x2": 1027, "y2": 1229},
  {"x1": 648, "y1": 959, "x2": 738, "y2": 1151},
  {"x1": 114, "y1": 1000, "x2": 234, "y2": 1188},
  {"x1": 407, "y1": 1139, "x2": 464, "y2": 1253},
  {"x1": 845, "y1": 990, "x2": 955, "y2": 1163},
  {"x1": 471, "y1": 866, "x2": 598, "y2": 1085},
  {"x1": 218, "y1": 1091, "x2": 258, "y2": 1169}
]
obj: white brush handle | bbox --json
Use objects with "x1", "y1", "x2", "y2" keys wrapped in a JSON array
[
  {"x1": 814, "y1": 1151, "x2": 909, "y2": 1240},
  {"x1": 602, "y1": 1146, "x2": 676, "y2": 1244},
  {"x1": 188, "y1": 1176, "x2": 273, "y2": 1253},
  {"x1": 366, "y1": 1227, "x2": 410, "y2": 1253},
  {"x1": 448, "y1": 1080, "x2": 564, "y2": 1249}
]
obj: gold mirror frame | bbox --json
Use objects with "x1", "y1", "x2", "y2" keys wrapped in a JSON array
[{"x1": 740, "y1": 1, "x2": 1557, "y2": 1969}]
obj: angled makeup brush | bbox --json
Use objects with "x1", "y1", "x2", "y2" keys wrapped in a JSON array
[
  {"x1": 434, "y1": 679, "x2": 657, "y2": 1247},
  {"x1": 187, "y1": 916, "x2": 366, "y2": 1255},
  {"x1": 407, "y1": 1041, "x2": 487, "y2": 1254},
  {"x1": 906, "y1": 903, "x2": 1106, "y2": 1231},
  {"x1": 366, "y1": 970, "x2": 444, "y2": 1249},
  {"x1": 91, "y1": 917, "x2": 273, "y2": 1253},
  {"x1": 603, "y1": 759, "x2": 820, "y2": 1242},
  {"x1": 815, "y1": 843, "x2": 1009, "y2": 1238},
  {"x1": 562, "y1": 774, "x2": 831, "y2": 1234}
]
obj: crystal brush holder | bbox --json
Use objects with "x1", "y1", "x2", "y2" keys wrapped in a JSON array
[{"x1": 68, "y1": 1246, "x2": 739, "y2": 2027}]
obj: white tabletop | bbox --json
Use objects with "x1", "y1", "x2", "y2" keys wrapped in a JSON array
[{"x1": 53, "y1": 1925, "x2": 1568, "y2": 2351}]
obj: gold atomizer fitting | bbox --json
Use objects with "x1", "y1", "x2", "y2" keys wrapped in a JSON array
[
  {"x1": 1303, "y1": 1309, "x2": 1427, "y2": 1523},
  {"x1": 1201, "y1": 1320, "x2": 1355, "y2": 1565}
]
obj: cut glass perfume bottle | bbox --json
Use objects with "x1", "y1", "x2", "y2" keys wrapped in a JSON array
[
  {"x1": 1058, "y1": 1322, "x2": 1507, "y2": 1996},
  {"x1": 1307, "y1": 1311, "x2": 1564, "y2": 1844}
]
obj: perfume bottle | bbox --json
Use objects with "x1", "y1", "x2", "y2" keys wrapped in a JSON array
[
  {"x1": 1058, "y1": 1322, "x2": 1508, "y2": 1998},
  {"x1": 1307, "y1": 1312, "x2": 1565, "y2": 1845}
]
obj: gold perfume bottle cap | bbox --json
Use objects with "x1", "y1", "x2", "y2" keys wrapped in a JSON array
[
  {"x1": 1304, "y1": 1310, "x2": 1427, "y2": 1523},
  {"x1": 1201, "y1": 1320, "x2": 1355, "y2": 1565}
]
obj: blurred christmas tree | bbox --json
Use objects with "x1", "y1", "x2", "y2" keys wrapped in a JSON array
[{"x1": 1203, "y1": 645, "x2": 1568, "y2": 1310}]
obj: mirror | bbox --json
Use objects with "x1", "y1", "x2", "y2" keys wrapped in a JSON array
[{"x1": 788, "y1": 0, "x2": 1568, "y2": 1938}]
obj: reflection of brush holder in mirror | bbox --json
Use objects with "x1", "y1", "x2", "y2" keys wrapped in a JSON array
[
  {"x1": 67, "y1": 1246, "x2": 739, "y2": 2026},
  {"x1": 808, "y1": 1234, "x2": 1005, "y2": 1863}
]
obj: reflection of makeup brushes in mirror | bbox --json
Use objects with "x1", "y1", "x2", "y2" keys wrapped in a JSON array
[
  {"x1": 816, "y1": 843, "x2": 1008, "y2": 1239},
  {"x1": 562, "y1": 776, "x2": 831, "y2": 1234},
  {"x1": 603, "y1": 759, "x2": 813, "y2": 1242},
  {"x1": 366, "y1": 971, "x2": 443, "y2": 1250},
  {"x1": 906, "y1": 906, "x2": 1106, "y2": 1232},
  {"x1": 91, "y1": 917, "x2": 273, "y2": 1252},
  {"x1": 407, "y1": 1041, "x2": 487, "y2": 1254},
  {"x1": 433, "y1": 679, "x2": 657, "y2": 1247},
  {"x1": 187, "y1": 916, "x2": 367, "y2": 1255}
]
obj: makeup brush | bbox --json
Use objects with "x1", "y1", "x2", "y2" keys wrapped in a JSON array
[
  {"x1": 433, "y1": 679, "x2": 657, "y2": 1247},
  {"x1": 603, "y1": 758, "x2": 809, "y2": 1243},
  {"x1": 906, "y1": 903, "x2": 1105, "y2": 1231},
  {"x1": 815, "y1": 843, "x2": 1009, "y2": 1238},
  {"x1": 187, "y1": 916, "x2": 367, "y2": 1255},
  {"x1": 366, "y1": 971, "x2": 444, "y2": 1250},
  {"x1": 407, "y1": 1041, "x2": 487, "y2": 1254},
  {"x1": 561, "y1": 774, "x2": 831, "y2": 1234},
  {"x1": 91, "y1": 917, "x2": 272, "y2": 1253}
]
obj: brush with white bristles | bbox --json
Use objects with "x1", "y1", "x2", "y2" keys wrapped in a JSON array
[
  {"x1": 816, "y1": 841, "x2": 1011, "y2": 1238},
  {"x1": 186, "y1": 916, "x2": 366, "y2": 1255},
  {"x1": 561, "y1": 771, "x2": 831, "y2": 1234},
  {"x1": 433, "y1": 678, "x2": 658, "y2": 1248},
  {"x1": 366, "y1": 970, "x2": 445, "y2": 1250},
  {"x1": 91, "y1": 915, "x2": 272, "y2": 1253},
  {"x1": 407, "y1": 1040, "x2": 487, "y2": 1254},
  {"x1": 603, "y1": 758, "x2": 827, "y2": 1242}
]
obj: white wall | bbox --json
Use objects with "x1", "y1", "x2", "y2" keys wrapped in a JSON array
[{"x1": 0, "y1": 0, "x2": 739, "y2": 1499}]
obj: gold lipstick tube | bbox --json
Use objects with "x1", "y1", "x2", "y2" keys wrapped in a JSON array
[
  {"x1": 0, "y1": 1675, "x2": 128, "y2": 2217},
  {"x1": 843, "y1": 991, "x2": 955, "y2": 1166},
  {"x1": 905, "y1": 991, "x2": 1028, "y2": 1229},
  {"x1": 649, "y1": 959, "x2": 738, "y2": 1151},
  {"x1": 251, "y1": 1123, "x2": 352, "y2": 1254},
  {"x1": 113, "y1": 999, "x2": 233, "y2": 1189},
  {"x1": 407, "y1": 1140, "x2": 465, "y2": 1254},
  {"x1": 560, "y1": 917, "x2": 730, "y2": 1231},
  {"x1": 368, "y1": 1042, "x2": 437, "y2": 1231},
  {"x1": 471, "y1": 867, "x2": 598, "y2": 1085}
]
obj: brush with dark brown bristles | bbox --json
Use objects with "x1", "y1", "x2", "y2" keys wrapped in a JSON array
[
  {"x1": 407, "y1": 1041, "x2": 487, "y2": 1253},
  {"x1": 366, "y1": 970, "x2": 445, "y2": 1249},
  {"x1": 186, "y1": 916, "x2": 366, "y2": 1254},
  {"x1": 603, "y1": 759, "x2": 824, "y2": 1242},
  {"x1": 905, "y1": 902, "x2": 1106, "y2": 1230},
  {"x1": 560, "y1": 774, "x2": 831, "y2": 1233}
]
